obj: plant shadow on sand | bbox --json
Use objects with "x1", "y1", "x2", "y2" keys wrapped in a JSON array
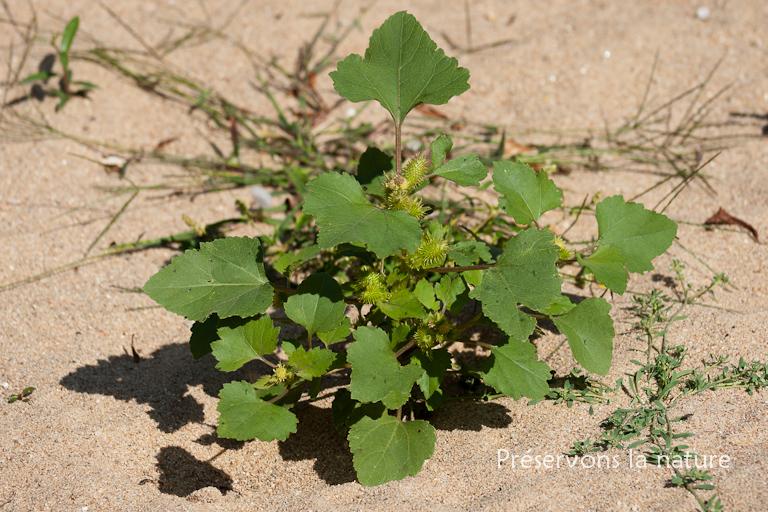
[
  {"x1": 156, "y1": 446, "x2": 234, "y2": 497},
  {"x1": 59, "y1": 342, "x2": 236, "y2": 433},
  {"x1": 59, "y1": 343, "x2": 245, "y2": 496},
  {"x1": 277, "y1": 399, "x2": 513, "y2": 486},
  {"x1": 59, "y1": 341, "x2": 514, "y2": 488}
]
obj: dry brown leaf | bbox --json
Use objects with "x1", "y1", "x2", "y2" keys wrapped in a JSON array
[
  {"x1": 502, "y1": 139, "x2": 537, "y2": 159},
  {"x1": 153, "y1": 136, "x2": 179, "y2": 152},
  {"x1": 414, "y1": 104, "x2": 448, "y2": 119},
  {"x1": 704, "y1": 207, "x2": 759, "y2": 242}
]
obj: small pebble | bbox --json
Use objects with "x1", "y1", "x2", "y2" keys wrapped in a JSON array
[
  {"x1": 346, "y1": 107, "x2": 356, "y2": 117},
  {"x1": 696, "y1": 7, "x2": 710, "y2": 20}
]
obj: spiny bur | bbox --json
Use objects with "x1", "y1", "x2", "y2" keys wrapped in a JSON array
[{"x1": 355, "y1": 268, "x2": 390, "y2": 304}]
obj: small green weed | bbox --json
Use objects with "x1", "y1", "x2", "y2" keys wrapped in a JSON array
[
  {"x1": 8, "y1": 386, "x2": 35, "y2": 403},
  {"x1": 21, "y1": 16, "x2": 96, "y2": 110},
  {"x1": 568, "y1": 259, "x2": 765, "y2": 511}
]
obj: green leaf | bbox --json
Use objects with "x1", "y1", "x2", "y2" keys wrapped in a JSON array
[
  {"x1": 330, "y1": 11, "x2": 469, "y2": 126},
  {"x1": 21, "y1": 71, "x2": 56, "y2": 83},
  {"x1": 449, "y1": 241, "x2": 492, "y2": 266},
  {"x1": 72, "y1": 81, "x2": 97, "y2": 91},
  {"x1": 542, "y1": 296, "x2": 576, "y2": 316},
  {"x1": 552, "y1": 298, "x2": 615, "y2": 375},
  {"x1": 348, "y1": 415, "x2": 436, "y2": 486},
  {"x1": 431, "y1": 153, "x2": 488, "y2": 187},
  {"x1": 376, "y1": 289, "x2": 427, "y2": 320},
  {"x1": 332, "y1": 388, "x2": 387, "y2": 432},
  {"x1": 430, "y1": 135, "x2": 453, "y2": 168},
  {"x1": 595, "y1": 195, "x2": 678, "y2": 274},
  {"x1": 317, "y1": 316, "x2": 352, "y2": 346},
  {"x1": 434, "y1": 275, "x2": 465, "y2": 310},
  {"x1": 189, "y1": 314, "x2": 219, "y2": 360},
  {"x1": 59, "y1": 17, "x2": 79, "y2": 68},
  {"x1": 284, "y1": 273, "x2": 346, "y2": 338},
  {"x1": 356, "y1": 146, "x2": 393, "y2": 195},
  {"x1": 212, "y1": 316, "x2": 280, "y2": 372},
  {"x1": 288, "y1": 346, "x2": 336, "y2": 379},
  {"x1": 481, "y1": 339, "x2": 551, "y2": 400},
  {"x1": 461, "y1": 269, "x2": 484, "y2": 287},
  {"x1": 412, "y1": 348, "x2": 452, "y2": 400},
  {"x1": 493, "y1": 161, "x2": 563, "y2": 225},
  {"x1": 347, "y1": 326, "x2": 423, "y2": 409},
  {"x1": 469, "y1": 228, "x2": 561, "y2": 338},
  {"x1": 303, "y1": 172, "x2": 422, "y2": 258},
  {"x1": 217, "y1": 381, "x2": 298, "y2": 442},
  {"x1": 413, "y1": 279, "x2": 438, "y2": 310},
  {"x1": 143, "y1": 237, "x2": 273, "y2": 322},
  {"x1": 54, "y1": 93, "x2": 71, "y2": 112},
  {"x1": 274, "y1": 245, "x2": 322, "y2": 275},
  {"x1": 576, "y1": 245, "x2": 629, "y2": 294}
]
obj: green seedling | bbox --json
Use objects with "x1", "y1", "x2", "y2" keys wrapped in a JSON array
[
  {"x1": 144, "y1": 11, "x2": 678, "y2": 486},
  {"x1": 21, "y1": 16, "x2": 96, "y2": 111},
  {"x1": 8, "y1": 387, "x2": 35, "y2": 403},
  {"x1": 569, "y1": 262, "x2": 766, "y2": 511}
]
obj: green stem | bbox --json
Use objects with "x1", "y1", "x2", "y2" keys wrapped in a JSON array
[
  {"x1": 268, "y1": 387, "x2": 290, "y2": 404},
  {"x1": 395, "y1": 121, "x2": 402, "y2": 174},
  {"x1": 394, "y1": 340, "x2": 415, "y2": 359}
]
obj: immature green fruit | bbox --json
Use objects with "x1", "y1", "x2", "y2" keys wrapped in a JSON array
[
  {"x1": 355, "y1": 268, "x2": 390, "y2": 304},
  {"x1": 408, "y1": 222, "x2": 449, "y2": 269},
  {"x1": 414, "y1": 324, "x2": 439, "y2": 351},
  {"x1": 414, "y1": 314, "x2": 450, "y2": 352},
  {"x1": 554, "y1": 235, "x2": 572, "y2": 260},
  {"x1": 403, "y1": 155, "x2": 428, "y2": 190},
  {"x1": 383, "y1": 175, "x2": 427, "y2": 219}
]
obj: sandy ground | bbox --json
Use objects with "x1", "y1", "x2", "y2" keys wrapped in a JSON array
[{"x1": 1, "y1": 1, "x2": 767, "y2": 510}]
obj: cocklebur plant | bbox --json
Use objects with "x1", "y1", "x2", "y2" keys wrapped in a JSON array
[{"x1": 144, "y1": 11, "x2": 678, "y2": 486}]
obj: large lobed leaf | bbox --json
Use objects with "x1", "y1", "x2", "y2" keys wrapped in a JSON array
[
  {"x1": 217, "y1": 381, "x2": 297, "y2": 442},
  {"x1": 347, "y1": 326, "x2": 423, "y2": 410},
  {"x1": 348, "y1": 415, "x2": 436, "y2": 487},
  {"x1": 288, "y1": 346, "x2": 336, "y2": 380},
  {"x1": 376, "y1": 289, "x2": 427, "y2": 320},
  {"x1": 493, "y1": 161, "x2": 563, "y2": 225},
  {"x1": 469, "y1": 228, "x2": 562, "y2": 339},
  {"x1": 144, "y1": 237, "x2": 273, "y2": 322},
  {"x1": 303, "y1": 172, "x2": 422, "y2": 258},
  {"x1": 330, "y1": 11, "x2": 470, "y2": 125},
  {"x1": 431, "y1": 154, "x2": 488, "y2": 187},
  {"x1": 429, "y1": 134, "x2": 487, "y2": 187},
  {"x1": 284, "y1": 273, "x2": 347, "y2": 338},
  {"x1": 212, "y1": 315, "x2": 280, "y2": 372},
  {"x1": 595, "y1": 195, "x2": 678, "y2": 274},
  {"x1": 481, "y1": 338, "x2": 551, "y2": 401},
  {"x1": 576, "y1": 245, "x2": 629, "y2": 294},
  {"x1": 553, "y1": 298, "x2": 615, "y2": 375}
]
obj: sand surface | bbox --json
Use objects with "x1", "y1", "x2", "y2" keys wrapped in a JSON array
[{"x1": 1, "y1": 1, "x2": 767, "y2": 510}]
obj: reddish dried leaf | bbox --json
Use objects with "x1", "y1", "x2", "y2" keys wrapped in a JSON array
[
  {"x1": 153, "y1": 136, "x2": 179, "y2": 152},
  {"x1": 414, "y1": 104, "x2": 448, "y2": 119},
  {"x1": 502, "y1": 139, "x2": 537, "y2": 159},
  {"x1": 704, "y1": 207, "x2": 759, "y2": 242}
]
